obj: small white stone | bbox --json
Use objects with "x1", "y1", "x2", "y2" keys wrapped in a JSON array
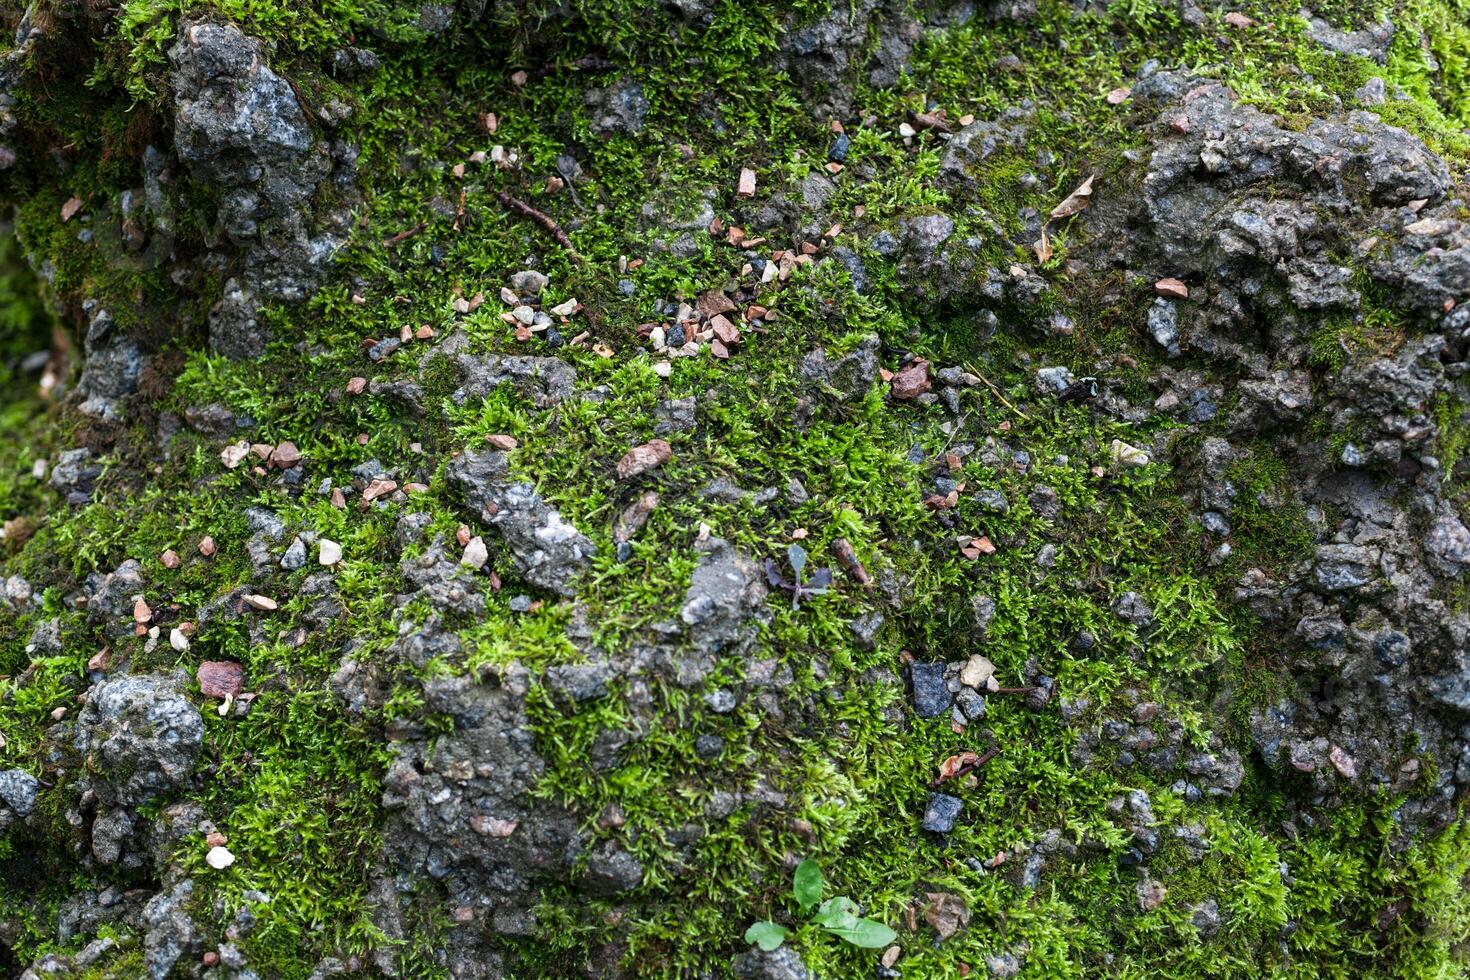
[
  {"x1": 31, "y1": 459, "x2": 47, "y2": 480},
  {"x1": 959, "y1": 655, "x2": 994, "y2": 689},
  {"x1": 206, "y1": 845, "x2": 235, "y2": 870},
  {"x1": 649, "y1": 326, "x2": 666, "y2": 348},
  {"x1": 549, "y1": 298, "x2": 578, "y2": 317},
  {"x1": 1110, "y1": 439, "x2": 1150, "y2": 468},
  {"x1": 462, "y1": 536, "x2": 489, "y2": 569},
  {"x1": 169, "y1": 628, "x2": 189, "y2": 652},
  {"x1": 500, "y1": 287, "x2": 519, "y2": 305},
  {"x1": 318, "y1": 538, "x2": 343, "y2": 566},
  {"x1": 220, "y1": 441, "x2": 251, "y2": 469},
  {"x1": 653, "y1": 361, "x2": 672, "y2": 378},
  {"x1": 511, "y1": 305, "x2": 536, "y2": 325}
]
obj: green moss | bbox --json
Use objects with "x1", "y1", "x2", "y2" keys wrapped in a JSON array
[{"x1": 4, "y1": 0, "x2": 1470, "y2": 974}]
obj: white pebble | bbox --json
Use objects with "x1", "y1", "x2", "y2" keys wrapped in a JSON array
[
  {"x1": 169, "y1": 628, "x2": 189, "y2": 652},
  {"x1": 318, "y1": 538, "x2": 343, "y2": 566},
  {"x1": 206, "y1": 845, "x2": 235, "y2": 870},
  {"x1": 462, "y1": 536, "x2": 489, "y2": 569}
]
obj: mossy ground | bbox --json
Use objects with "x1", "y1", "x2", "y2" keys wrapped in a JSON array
[{"x1": 3, "y1": 0, "x2": 1470, "y2": 976}]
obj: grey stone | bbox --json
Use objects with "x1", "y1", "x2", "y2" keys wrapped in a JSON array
[
  {"x1": 909, "y1": 661, "x2": 953, "y2": 718},
  {"x1": 583, "y1": 841, "x2": 644, "y2": 895},
  {"x1": 679, "y1": 538, "x2": 768, "y2": 655},
  {"x1": 586, "y1": 79, "x2": 649, "y2": 136},
  {"x1": 922, "y1": 792, "x2": 964, "y2": 832},
  {"x1": 733, "y1": 946, "x2": 810, "y2": 980}
]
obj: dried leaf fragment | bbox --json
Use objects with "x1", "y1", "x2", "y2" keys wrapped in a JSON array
[
  {"x1": 924, "y1": 892, "x2": 971, "y2": 940},
  {"x1": 938, "y1": 752, "x2": 980, "y2": 780},
  {"x1": 1048, "y1": 174, "x2": 1095, "y2": 221}
]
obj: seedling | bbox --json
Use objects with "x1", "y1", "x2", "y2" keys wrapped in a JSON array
[
  {"x1": 744, "y1": 859, "x2": 897, "y2": 952},
  {"x1": 765, "y1": 544, "x2": 833, "y2": 610}
]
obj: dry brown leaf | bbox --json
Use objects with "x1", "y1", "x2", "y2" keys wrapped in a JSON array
[
  {"x1": 924, "y1": 892, "x2": 971, "y2": 940},
  {"x1": 938, "y1": 751, "x2": 980, "y2": 779},
  {"x1": 1033, "y1": 229, "x2": 1054, "y2": 263},
  {"x1": 1049, "y1": 174, "x2": 1095, "y2": 221}
]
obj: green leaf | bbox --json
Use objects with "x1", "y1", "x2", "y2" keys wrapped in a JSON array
[
  {"x1": 823, "y1": 916, "x2": 898, "y2": 949},
  {"x1": 810, "y1": 896, "x2": 860, "y2": 929},
  {"x1": 792, "y1": 859, "x2": 824, "y2": 912},
  {"x1": 744, "y1": 921, "x2": 790, "y2": 952},
  {"x1": 787, "y1": 542, "x2": 808, "y2": 578}
]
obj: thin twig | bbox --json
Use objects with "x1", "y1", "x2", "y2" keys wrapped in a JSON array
[
  {"x1": 382, "y1": 221, "x2": 426, "y2": 248},
  {"x1": 497, "y1": 190, "x2": 583, "y2": 264},
  {"x1": 831, "y1": 537, "x2": 874, "y2": 590},
  {"x1": 964, "y1": 361, "x2": 1031, "y2": 420}
]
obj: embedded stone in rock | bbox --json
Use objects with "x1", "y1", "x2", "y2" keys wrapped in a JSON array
[
  {"x1": 73, "y1": 673, "x2": 204, "y2": 808},
  {"x1": 582, "y1": 841, "x2": 644, "y2": 895},
  {"x1": 732, "y1": 947, "x2": 811, "y2": 980},
  {"x1": 375, "y1": 674, "x2": 578, "y2": 963},
  {"x1": 922, "y1": 793, "x2": 963, "y2": 833},
  {"x1": 1424, "y1": 507, "x2": 1470, "y2": 575},
  {"x1": 49, "y1": 448, "x2": 103, "y2": 505},
  {"x1": 585, "y1": 79, "x2": 649, "y2": 137},
  {"x1": 0, "y1": 768, "x2": 40, "y2": 821},
  {"x1": 801, "y1": 333, "x2": 880, "y2": 398},
  {"x1": 170, "y1": 19, "x2": 346, "y2": 358},
  {"x1": 678, "y1": 538, "x2": 768, "y2": 655},
  {"x1": 446, "y1": 448, "x2": 595, "y2": 595},
  {"x1": 423, "y1": 332, "x2": 577, "y2": 408}
]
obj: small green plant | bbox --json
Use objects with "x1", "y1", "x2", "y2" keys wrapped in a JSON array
[
  {"x1": 764, "y1": 544, "x2": 832, "y2": 610},
  {"x1": 743, "y1": 859, "x2": 897, "y2": 952}
]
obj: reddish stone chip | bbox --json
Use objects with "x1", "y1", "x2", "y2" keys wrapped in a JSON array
[
  {"x1": 890, "y1": 359, "x2": 932, "y2": 400},
  {"x1": 616, "y1": 439, "x2": 672, "y2": 480},
  {"x1": 197, "y1": 660, "x2": 244, "y2": 699}
]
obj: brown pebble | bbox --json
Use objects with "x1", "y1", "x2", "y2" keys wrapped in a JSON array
[{"x1": 1155, "y1": 277, "x2": 1189, "y2": 299}]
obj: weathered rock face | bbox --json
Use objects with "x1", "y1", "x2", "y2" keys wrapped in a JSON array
[
  {"x1": 1080, "y1": 70, "x2": 1470, "y2": 834},
  {"x1": 70, "y1": 673, "x2": 204, "y2": 867},
  {"x1": 168, "y1": 19, "x2": 354, "y2": 358},
  {"x1": 679, "y1": 537, "x2": 768, "y2": 656},
  {"x1": 373, "y1": 671, "x2": 579, "y2": 978},
  {"x1": 446, "y1": 448, "x2": 596, "y2": 595},
  {"x1": 425, "y1": 331, "x2": 579, "y2": 409}
]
